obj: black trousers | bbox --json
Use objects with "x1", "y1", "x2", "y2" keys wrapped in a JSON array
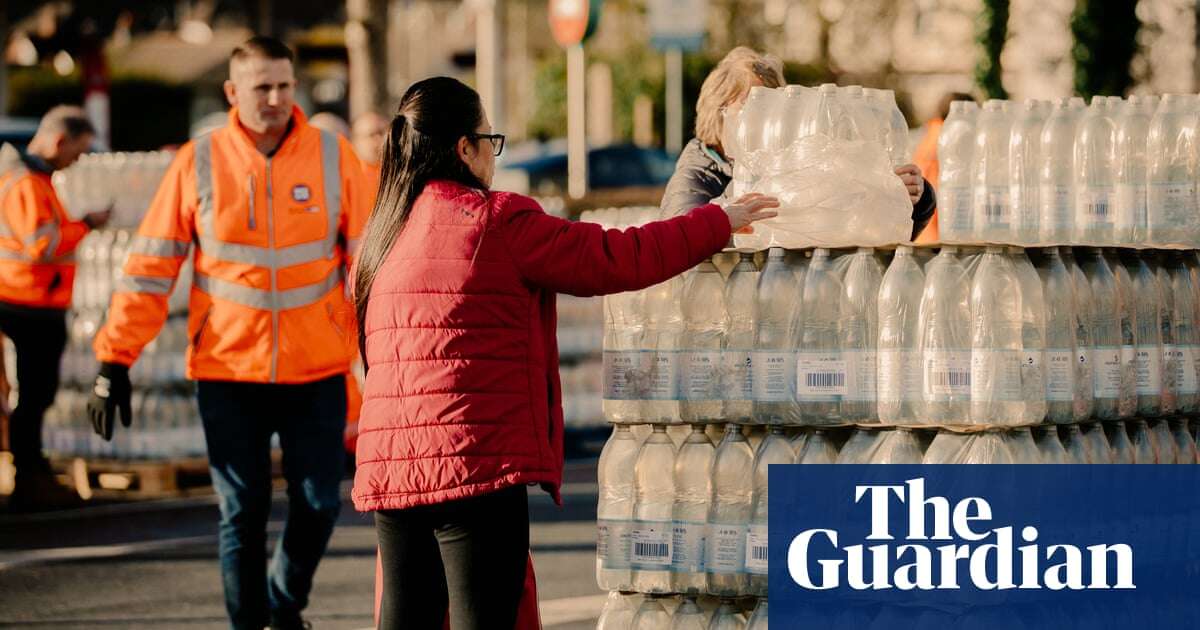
[
  {"x1": 0, "y1": 303, "x2": 67, "y2": 475},
  {"x1": 374, "y1": 484, "x2": 530, "y2": 630}
]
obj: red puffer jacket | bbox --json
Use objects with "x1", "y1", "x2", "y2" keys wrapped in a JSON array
[{"x1": 352, "y1": 180, "x2": 731, "y2": 512}]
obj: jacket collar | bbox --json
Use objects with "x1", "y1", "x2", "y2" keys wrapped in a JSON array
[{"x1": 225, "y1": 105, "x2": 308, "y2": 156}]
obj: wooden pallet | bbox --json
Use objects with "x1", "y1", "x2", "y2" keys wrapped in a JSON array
[{"x1": 50, "y1": 456, "x2": 214, "y2": 499}]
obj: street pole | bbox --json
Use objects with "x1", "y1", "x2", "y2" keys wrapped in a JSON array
[
  {"x1": 567, "y1": 43, "x2": 587, "y2": 200},
  {"x1": 475, "y1": 0, "x2": 504, "y2": 134},
  {"x1": 665, "y1": 46, "x2": 683, "y2": 154}
]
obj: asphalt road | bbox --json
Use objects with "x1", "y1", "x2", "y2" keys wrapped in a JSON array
[{"x1": 0, "y1": 461, "x2": 603, "y2": 630}]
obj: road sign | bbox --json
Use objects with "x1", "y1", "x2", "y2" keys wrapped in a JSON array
[
  {"x1": 648, "y1": 0, "x2": 708, "y2": 52},
  {"x1": 548, "y1": 0, "x2": 602, "y2": 48}
]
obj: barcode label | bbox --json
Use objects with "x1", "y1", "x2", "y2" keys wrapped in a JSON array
[
  {"x1": 1078, "y1": 187, "x2": 1113, "y2": 222},
  {"x1": 975, "y1": 186, "x2": 1011, "y2": 225},
  {"x1": 671, "y1": 521, "x2": 706, "y2": 573},
  {"x1": 924, "y1": 351, "x2": 972, "y2": 399},
  {"x1": 631, "y1": 522, "x2": 673, "y2": 568},
  {"x1": 752, "y1": 351, "x2": 795, "y2": 402},
  {"x1": 745, "y1": 525, "x2": 769, "y2": 574},
  {"x1": 797, "y1": 353, "x2": 847, "y2": 397},
  {"x1": 1045, "y1": 349, "x2": 1074, "y2": 402}
]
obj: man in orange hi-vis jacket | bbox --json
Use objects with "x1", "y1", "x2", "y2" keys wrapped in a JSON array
[
  {"x1": 0, "y1": 105, "x2": 111, "y2": 511},
  {"x1": 87, "y1": 37, "x2": 370, "y2": 630}
]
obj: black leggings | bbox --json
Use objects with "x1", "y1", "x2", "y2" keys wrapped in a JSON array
[
  {"x1": 0, "y1": 305, "x2": 67, "y2": 474},
  {"x1": 375, "y1": 484, "x2": 530, "y2": 630}
]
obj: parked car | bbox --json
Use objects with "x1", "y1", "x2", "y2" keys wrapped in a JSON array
[{"x1": 499, "y1": 143, "x2": 677, "y2": 196}]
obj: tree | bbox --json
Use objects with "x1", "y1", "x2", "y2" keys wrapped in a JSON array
[
  {"x1": 975, "y1": 0, "x2": 1009, "y2": 99},
  {"x1": 1071, "y1": 0, "x2": 1139, "y2": 98},
  {"x1": 345, "y1": 0, "x2": 389, "y2": 120}
]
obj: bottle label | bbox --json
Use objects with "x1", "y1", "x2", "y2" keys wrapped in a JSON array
[
  {"x1": 602, "y1": 351, "x2": 642, "y2": 400},
  {"x1": 843, "y1": 349, "x2": 876, "y2": 402},
  {"x1": 705, "y1": 523, "x2": 747, "y2": 575},
  {"x1": 1094, "y1": 346, "x2": 1123, "y2": 398},
  {"x1": 1045, "y1": 349, "x2": 1075, "y2": 402},
  {"x1": 942, "y1": 186, "x2": 972, "y2": 234},
  {"x1": 1040, "y1": 183, "x2": 1073, "y2": 233},
  {"x1": 646, "y1": 351, "x2": 680, "y2": 400},
  {"x1": 1164, "y1": 345, "x2": 1181, "y2": 393},
  {"x1": 878, "y1": 349, "x2": 921, "y2": 401},
  {"x1": 671, "y1": 521, "x2": 707, "y2": 573},
  {"x1": 797, "y1": 352, "x2": 847, "y2": 399},
  {"x1": 745, "y1": 525, "x2": 769, "y2": 575},
  {"x1": 975, "y1": 185, "x2": 1011, "y2": 226},
  {"x1": 630, "y1": 520, "x2": 673, "y2": 569},
  {"x1": 923, "y1": 351, "x2": 972, "y2": 399},
  {"x1": 1182, "y1": 345, "x2": 1200, "y2": 395},
  {"x1": 1116, "y1": 183, "x2": 1149, "y2": 227},
  {"x1": 1077, "y1": 187, "x2": 1114, "y2": 225},
  {"x1": 597, "y1": 518, "x2": 632, "y2": 570},
  {"x1": 680, "y1": 351, "x2": 723, "y2": 400},
  {"x1": 752, "y1": 351, "x2": 795, "y2": 402},
  {"x1": 971, "y1": 349, "x2": 1023, "y2": 402},
  {"x1": 1151, "y1": 182, "x2": 1197, "y2": 216},
  {"x1": 1136, "y1": 347, "x2": 1163, "y2": 395},
  {"x1": 721, "y1": 350, "x2": 754, "y2": 400}
]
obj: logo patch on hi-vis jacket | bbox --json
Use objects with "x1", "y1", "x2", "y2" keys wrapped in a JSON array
[{"x1": 292, "y1": 184, "x2": 311, "y2": 202}]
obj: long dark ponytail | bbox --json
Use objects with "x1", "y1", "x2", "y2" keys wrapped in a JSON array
[{"x1": 353, "y1": 77, "x2": 487, "y2": 368}]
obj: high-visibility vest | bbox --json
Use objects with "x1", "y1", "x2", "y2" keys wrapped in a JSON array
[
  {"x1": 0, "y1": 143, "x2": 90, "y2": 309},
  {"x1": 94, "y1": 107, "x2": 371, "y2": 384}
]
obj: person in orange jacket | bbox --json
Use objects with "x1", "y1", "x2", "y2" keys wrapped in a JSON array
[
  {"x1": 86, "y1": 37, "x2": 370, "y2": 630},
  {"x1": 351, "y1": 110, "x2": 387, "y2": 193},
  {"x1": 0, "y1": 105, "x2": 111, "y2": 511},
  {"x1": 912, "y1": 91, "x2": 976, "y2": 243}
]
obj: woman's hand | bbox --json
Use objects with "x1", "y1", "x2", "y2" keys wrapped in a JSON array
[
  {"x1": 722, "y1": 193, "x2": 780, "y2": 233},
  {"x1": 895, "y1": 163, "x2": 925, "y2": 206}
]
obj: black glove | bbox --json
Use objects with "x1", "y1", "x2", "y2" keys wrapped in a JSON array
[{"x1": 87, "y1": 362, "x2": 132, "y2": 441}]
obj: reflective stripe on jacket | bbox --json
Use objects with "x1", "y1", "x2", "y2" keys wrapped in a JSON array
[
  {"x1": 0, "y1": 143, "x2": 89, "y2": 309},
  {"x1": 94, "y1": 106, "x2": 371, "y2": 384}
]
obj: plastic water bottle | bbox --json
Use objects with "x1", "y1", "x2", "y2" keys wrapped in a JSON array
[
  {"x1": 1062, "y1": 248, "x2": 1096, "y2": 421},
  {"x1": 811, "y1": 83, "x2": 844, "y2": 139},
  {"x1": 1128, "y1": 419, "x2": 1157, "y2": 464},
  {"x1": 1151, "y1": 254, "x2": 1179, "y2": 414},
  {"x1": 1060, "y1": 424, "x2": 1092, "y2": 464},
  {"x1": 1033, "y1": 425, "x2": 1070, "y2": 464},
  {"x1": 724, "y1": 253, "x2": 759, "y2": 423},
  {"x1": 1080, "y1": 249, "x2": 1122, "y2": 419},
  {"x1": 746, "y1": 598, "x2": 769, "y2": 630},
  {"x1": 1105, "y1": 248, "x2": 1139, "y2": 417},
  {"x1": 603, "y1": 287, "x2": 644, "y2": 423},
  {"x1": 963, "y1": 432, "x2": 1015, "y2": 464},
  {"x1": 797, "y1": 428, "x2": 839, "y2": 464},
  {"x1": 1147, "y1": 94, "x2": 1199, "y2": 247},
  {"x1": 866, "y1": 88, "x2": 909, "y2": 166},
  {"x1": 869, "y1": 428, "x2": 924, "y2": 464},
  {"x1": 1009, "y1": 100, "x2": 1046, "y2": 244},
  {"x1": 841, "y1": 248, "x2": 881, "y2": 422},
  {"x1": 709, "y1": 599, "x2": 747, "y2": 630},
  {"x1": 1170, "y1": 418, "x2": 1198, "y2": 463},
  {"x1": 919, "y1": 246, "x2": 972, "y2": 424},
  {"x1": 671, "y1": 425, "x2": 713, "y2": 595},
  {"x1": 734, "y1": 86, "x2": 774, "y2": 158},
  {"x1": 798, "y1": 249, "x2": 844, "y2": 424},
  {"x1": 1003, "y1": 427, "x2": 1042, "y2": 463},
  {"x1": 836, "y1": 427, "x2": 881, "y2": 464},
  {"x1": 1123, "y1": 252, "x2": 1165, "y2": 417},
  {"x1": 1037, "y1": 248, "x2": 1078, "y2": 423},
  {"x1": 632, "y1": 596, "x2": 672, "y2": 630},
  {"x1": 754, "y1": 248, "x2": 800, "y2": 425},
  {"x1": 973, "y1": 99, "x2": 1015, "y2": 242},
  {"x1": 970, "y1": 246, "x2": 1025, "y2": 425},
  {"x1": 669, "y1": 596, "x2": 707, "y2": 630},
  {"x1": 923, "y1": 430, "x2": 971, "y2": 464},
  {"x1": 1104, "y1": 420, "x2": 1136, "y2": 464},
  {"x1": 938, "y1": 101, "x2": 980, "y2": 242},
  {"x1": 681, "y1": 259, "x2": 728, "y2": 423},
  {"x1": 1168, "y1": 253, "x2": 1200, "y2": 413},
  {"x1": 597, "y1": 425, "x2": 640, "y2": 590},
  {"x1": 1074, "y1": 96, "x2": 1117, "y2": 245},
  {"x1": 1149, "y1": 419, "x2": 1179, "y2": 464},
  {"x1": 748, "y1": 427, "x2": 793, "y2": 597},
  {"x1": 843, "y1": 85, "x2": 882, "y2": 146},
  {"x1": 632, "y1": 425, "x2": 677, "y2": 593},
  {"x1": 643, "y1": 276, "x2": 684, "y2": 423},
  {"x1": 707, "y1": 424, "x2": 754, "y2": 596},
  {"x1": 1114, "y1": 95, "x2": 1152, "y2": 245},
  {"x1": 1039, "y1": 98, "x2": 1083, "y2": 243},
  {"x1": 1083, "y1": 421, "x2": 1114, "y2": 463},
  {"x1": 878, "y1": 246, "x2": 925, "y2": 424},
  {"x1": 1010, "y1": 248, "x2": 1047, "y2": 423},
  {"x1": 597, "y1": 592, "x2": 639, "y2": 630}
]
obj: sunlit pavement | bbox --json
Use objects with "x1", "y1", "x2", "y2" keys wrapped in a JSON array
[{"x1": 0, "y1": 460, "x2": 602, "y2": 630}]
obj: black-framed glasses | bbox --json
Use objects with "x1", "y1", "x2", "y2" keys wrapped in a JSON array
[{"x1": 469, "y1": 132, "x2": 505, "y2": 156}]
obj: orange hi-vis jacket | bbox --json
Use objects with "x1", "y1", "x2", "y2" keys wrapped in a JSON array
[
  {"x1": 94, "y1": 107, "x2": 371, "y2": 384},
  {"x1": 0, "y1": 143, "x2": 91, "y2": 309}
]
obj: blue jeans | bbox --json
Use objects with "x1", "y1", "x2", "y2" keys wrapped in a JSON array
[{"x1": 197, "y1": 375, "x2": 347, "y2": 630}]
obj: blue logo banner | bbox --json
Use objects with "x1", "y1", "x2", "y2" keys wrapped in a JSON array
[{"x1": 769, "y1": 465, "x2": 1200, "y2": 628}]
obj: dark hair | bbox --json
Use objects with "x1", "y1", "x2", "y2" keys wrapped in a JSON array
[
  {"x1": 352, "y1": 76, "x2": 487, "y2": 367},
  {"x1": 38, "y1": 104, "x2": 94, "y2": 139},
  {"x1": 230, "y1": 36, "x2": 294, "y2": 65}
]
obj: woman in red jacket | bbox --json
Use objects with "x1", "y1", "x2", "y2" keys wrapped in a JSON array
[{"x1": 351, "y1": 76, "x2": 778, "y2": 630}]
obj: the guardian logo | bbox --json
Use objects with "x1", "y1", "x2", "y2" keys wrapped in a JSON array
[{"x1": 787, "y1": 478, "x2": 1135, "y2": 591}]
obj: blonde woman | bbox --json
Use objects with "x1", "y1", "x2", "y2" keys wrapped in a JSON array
[{"x1": 661, "y1": 47, "x2": 936, "y2": 239}]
